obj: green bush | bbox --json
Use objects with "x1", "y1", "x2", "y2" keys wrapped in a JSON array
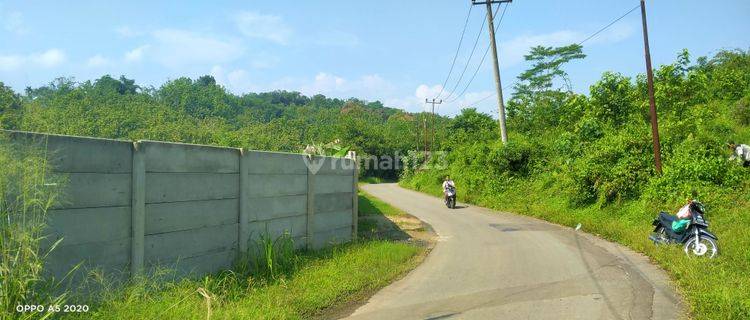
[
  {"x1": 736, "y1": 95, "x2": 750, "y2": 126},
  {"x1": 566, "y1": 124, "x2": 654, "y2": 205},
  {"x1": 401, "y1": 48, "x2": 750, "y2": 319}
]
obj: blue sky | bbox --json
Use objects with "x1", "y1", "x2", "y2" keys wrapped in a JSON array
[{"x1": 1, "y1": 0, "x2": 748, "y2": 116}]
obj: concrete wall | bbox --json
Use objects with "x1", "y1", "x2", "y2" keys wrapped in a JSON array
[{"x1": 4, "y1": 130, "x2": 357, "y2": 280}]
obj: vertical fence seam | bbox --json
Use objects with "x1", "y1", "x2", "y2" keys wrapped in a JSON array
[
  {"x1": 130, "y1": 141, "x2": 146, "y2": 277},
  {"x1": 306, "y1": 158, "x2": 316, "y2": 250},
  {"x1": 238, "y1": 148, "x2": 250, "y2": 261},
  {"x1": 352, "y1": 155, "x2": 358, "y2": 241}
]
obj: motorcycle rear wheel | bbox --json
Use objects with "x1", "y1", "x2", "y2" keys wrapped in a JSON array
[{"x1": 683, "y1": 236, "x2": 718, "y2": 259}]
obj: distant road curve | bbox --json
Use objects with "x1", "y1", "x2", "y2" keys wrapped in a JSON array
[{"x1": 346, "y1": 183, "x2": 684, "y2": 320}]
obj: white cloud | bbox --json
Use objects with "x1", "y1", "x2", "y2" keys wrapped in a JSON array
[
  {"x1": 360, "y1": 74, "x2": 395, "y2": 92},
  {"x1": 386, "y1": 84, "x2": 497, "y2": 116},
  {"x1": 210, "y1": 65, "x2": 258, "y2": 93},
  {"x1": 120, "y1": 30, "x2": 245, "y2": 68},
  {"x1": 295, "y1": 72, "x2": 397, "y2": 101},
  {"x1": 498, "y1": 25, "x2": 635, "y2": 68},
  {"x1": 233, "y1": 11, "x2": 292, "y2": 45},
  {"x1": 86, "y1": 54, "x2": 109, "y2": 67},
  {"x1": 499, "y1": 31, "x2": 580, "y2": 67},
  {"x1": 415, "y1": 84, "x2": 443, "y2": 103},
  {"x1": 0, "y1": 49, "x2": 66, "y2": 71},
  {"x1": 300, "y1": 72, "x2": 347, "y2": 95},
  {"x1": 125, "y1": 45, "x2": 149, "y2": 62},
  {"x1": 115, "y1": 26, "x2": 141, "y2": 38},
  {"x1": 2, "y1": 10, "x2": 27, "y2": 34},
  {"x1": 248, "y1": 52, "x2": 280, "y2": 69},
  {"x1": 0, "y1": 54, "x2": 23, "y2": 71},
  {"x1": 149, "y1": 29, "x2": 244, "y2": 68},
  {"x1": 585, "y1": 23, "x2": 634, "y2": 45},
  {"x1": 32, "y1": 49, "x2": 66, "y2": 67}
]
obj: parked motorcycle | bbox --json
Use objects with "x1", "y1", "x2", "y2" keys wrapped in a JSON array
[
  {"x1": 648, "y1": 200, "x2": 719, "y2": 258},
  {"x1": 444, "y1": 185, "x2": 456, "y2": 209}
]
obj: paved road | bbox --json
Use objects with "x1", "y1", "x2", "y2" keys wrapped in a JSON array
[{"x1": 347, "y1": 184, "x2": 683, "y2": 320}]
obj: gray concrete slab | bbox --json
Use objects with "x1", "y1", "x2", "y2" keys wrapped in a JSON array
[
  {"x1": 315, "y1": 174, "x2": 356, "y2": 194},
  {"x1": 144, "y1": 223, "x2": 238, "y2": 262},
  {"x1": 141, "y1": 140, "x2": 240, "y2": 173},
  {"x1": 145, "y1": 173, "x2": 239, "y2": 203},
  {"x1": 349, "y1": 183, "x2": 685, "y2": 320},
  {"x1": 44, "y1": 206, "x2": 131, "y2": 247},
  {"x1": 313, "y1": 226, "x2": 351, "y2": 249},
  {"x1": 5, "y1": 130, "x2": 133, "y2": 173},
  {"x1": 249, "y1": 194, "x2": 307, "y2": 221},
  {"x1": 55, "y1": 173, "x2": 131, "y2": 209},
  {"x1": 314, "y1": 210, "x2": 352, "y2": 233},
  {"x1": 45, "y1": 237, "x2": 130, "y2": 278},
  {"x1": 315, "y1": 192, "x2": 354, "y2": 213},
  {"x1": 247, "y1": 173, "x2": 307, "y2": 198},
  {"x1": 146, "y1": 199, "x2": 238, "y2": 235},
  {"x1": 245, "y1": 151, "x2": 308, "y2": 175}
]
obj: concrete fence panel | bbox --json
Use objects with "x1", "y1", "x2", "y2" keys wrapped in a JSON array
[{"x1": 3, "y1": 130, "x2": 358, "y2": 282}]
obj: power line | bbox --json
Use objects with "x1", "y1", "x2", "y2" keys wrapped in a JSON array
[
  {"x1": 578, "y1": 4, "x2": 640, "y2": 45},
  {"x1": 440, "y1": 3, "x2": 499, "y2": 101},
  {"x1": 464, "y1": 83, "x2": 513, "y2": 109},
  {"x1": 460, "y1": 3, "x2": 640, "y2": 108},
  {"x1": 434, "y1": 5, "x2": 473, "y2": 100},
  {"x1": 447, "y1": 2, "x2": 508, "y2": 103}
]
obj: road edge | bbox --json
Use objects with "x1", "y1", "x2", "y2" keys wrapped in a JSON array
[{"x1": 395, "y1": 183, "x2": 688, "y2": 320}]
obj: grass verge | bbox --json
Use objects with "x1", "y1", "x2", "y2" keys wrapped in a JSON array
[
  {"x1": 57, "y1": 191, "x2": 425, "y2": 320},
  {"x1": 400, "y1": 174, "x2": 750, "y2": 319},
  {"x1": 358, "y1": 191, "x2": 407, "y2": 218}
]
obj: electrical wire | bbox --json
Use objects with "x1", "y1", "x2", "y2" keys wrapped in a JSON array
[
  {"x1": 440, "y1": 3, "x2": 499, "y2": 101},
  {"x1": 460, "y1": 3, "x2": 640, "y2": 108},
  {"x1": 434, "y1": 5, "x2": 473, "y2": 100},
  {"x1": 447, "y1": 2, "x2": 508, "y2": 103},
  {"x1": 578, "y1": 4, "x2": 640, "y2": 45}
]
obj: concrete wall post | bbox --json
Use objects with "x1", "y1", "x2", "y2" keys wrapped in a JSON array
[
  {"x1": 351, "y1": 155, "x2": 358, "y2": 240},
  {"x1": 131, "y1": 141, "x2": 146, "y2": 277},
  {"x1": 238, "y1": 149, "x2": 250, "y2": 260},
  {"x1": 306, "y1": 157, "x2": 316, "y2": 250}
]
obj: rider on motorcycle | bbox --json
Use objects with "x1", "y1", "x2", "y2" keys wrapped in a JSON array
[
  {"x1": 658, "y1": 196, "x2": 694, "y2": 238},
  {"x1": 442, "y1": 176, "x2": 456, "y2": 202}
]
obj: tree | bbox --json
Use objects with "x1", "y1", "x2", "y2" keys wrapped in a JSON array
[
  {"x1": 0, "y1": 82, "x2": 21, "y2": 129},
  {"x1": 445, "y1": 108, "x2": 497, "y2": 149},
  {"x1": 515, "y1": 44, "x2": 586, "y2": 94},
  {"x1": 508, "y1": 44, "x2": 586, "y2": 132}
]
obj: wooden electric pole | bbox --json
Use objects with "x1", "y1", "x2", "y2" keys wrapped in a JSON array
[
  {"x1": 472, "y1": 0, "x2": 511, "y2": 144},
  {"x1": 423, "y1": 117, "x2": 428, "y2": 154},
  {"x1": 425, "y1": 98, "x2": 442, "y2": 153},
  {"x1": 639, "y1": 0, "x2": 663, "y2": 174}
]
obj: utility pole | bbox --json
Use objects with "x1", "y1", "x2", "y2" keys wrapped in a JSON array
[
  {"x1": 472, "y1": 0, "x2": 511, "y2": 144},
  {"x1": 639, "y1": 0, "x2": 663, "y2": 174},
  {"x1": 425, "y1": 98, "x2": 442, "y2": 153},
  {"x1": 423, "y1": 117, "x2": 428, "y2": 154}
]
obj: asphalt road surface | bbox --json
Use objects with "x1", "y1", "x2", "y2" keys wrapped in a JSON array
[{"x1": 347, "y1": 183, "x2": 683, "y2": 320}]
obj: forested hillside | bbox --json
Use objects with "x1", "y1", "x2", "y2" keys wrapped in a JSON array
[
  {"x1": 401, "y1": 48, "x2": 750, "y2": 319},
  {"x1": 0, "y1": 75, "x2": 451, "y2": 178}
]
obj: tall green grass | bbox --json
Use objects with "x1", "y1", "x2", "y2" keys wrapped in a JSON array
[{"x1": 0, "y1": 136, "x2": 66, "y2": 320}]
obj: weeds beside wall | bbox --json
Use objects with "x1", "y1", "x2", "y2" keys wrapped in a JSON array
[
  {"x1": 0, "y1": 135, "x2": 66, "y2": 319},
  {"x1": 3, "y1": 130, "x2": 358, "y2": 286}
]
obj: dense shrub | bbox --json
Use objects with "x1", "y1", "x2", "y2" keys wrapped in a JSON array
[{"x1": 736, "y1": 95, "x2": 750, "y2": 126}]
